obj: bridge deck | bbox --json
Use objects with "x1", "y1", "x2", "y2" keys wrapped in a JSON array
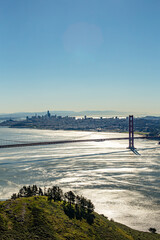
[{"x1": 0, "y1": 137, "x2": 149, "y2": 149}]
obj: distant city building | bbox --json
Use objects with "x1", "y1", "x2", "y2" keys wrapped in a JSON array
[
  {"x1": 1, "y1": 111, "x2": 160, "y2": 138},
  {"x1": 47, "y1": 111, "x2": 51, "y2": 118}
]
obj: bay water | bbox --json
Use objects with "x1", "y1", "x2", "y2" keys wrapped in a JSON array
[{"x1": 0, "y1": 127, "x2": 159, "y2": 232}]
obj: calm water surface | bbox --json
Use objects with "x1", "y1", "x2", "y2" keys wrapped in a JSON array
[{"x1": 0, "y1": 127, "x2": 160, "y2": 232}]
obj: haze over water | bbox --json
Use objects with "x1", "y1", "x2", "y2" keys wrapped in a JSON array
[{"x1": 0, "y1": 127, "x2": 160, "y2": 233}]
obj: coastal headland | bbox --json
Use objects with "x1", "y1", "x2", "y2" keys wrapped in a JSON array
[{"x1": 0, "y1": 185, "x2": 160, "y2": 240}]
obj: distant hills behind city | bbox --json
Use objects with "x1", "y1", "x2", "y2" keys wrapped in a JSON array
[{"x1": 0, "y1": 110, "x2": 159, "y2": 120}]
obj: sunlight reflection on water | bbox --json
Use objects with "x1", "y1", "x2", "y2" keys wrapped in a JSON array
[{"x1": 0, "y1": 127, "x2": 160, "y2": 232}]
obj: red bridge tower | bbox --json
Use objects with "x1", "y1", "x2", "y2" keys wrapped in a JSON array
[{"x1": 129, "y1": 115, "x2": 134, "y2": 149}]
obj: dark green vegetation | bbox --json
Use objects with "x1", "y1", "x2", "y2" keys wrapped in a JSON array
[
  {"x1": 11, "y1": 185, "x2": 95, "y2": 224},
  {"x1": 0, "y1": 186, "x2": 159, "y2": 240},
  {"x1": 0, "y1": 197, "x2": 160, "y2": 240}
]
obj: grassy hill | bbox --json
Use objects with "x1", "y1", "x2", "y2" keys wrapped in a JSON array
[{"x1": 0, "y1": 196, "x2": 159, "y2": 240}]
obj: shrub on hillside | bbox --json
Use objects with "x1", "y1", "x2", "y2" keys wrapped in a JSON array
[{"x1": 149, "y1": 228, "x2": 157, "y2": 234}]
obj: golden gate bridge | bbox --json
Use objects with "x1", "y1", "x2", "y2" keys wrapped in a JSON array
[{"x1": 0, "y1": 115, "x2": 159, "y2": 151}]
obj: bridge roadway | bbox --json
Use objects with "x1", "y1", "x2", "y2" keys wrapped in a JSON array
[{"x1": 0, "y1": 136, "x2": 151, "y2": 149}]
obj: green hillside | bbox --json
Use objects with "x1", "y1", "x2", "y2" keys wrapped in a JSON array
[{"x1": 0, "y1": 196, "x2": 159, "y2": 240}]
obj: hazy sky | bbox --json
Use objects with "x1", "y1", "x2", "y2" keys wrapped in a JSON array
[{"x1": 0, "y1": 0, "x2": 160, "y2": 114}]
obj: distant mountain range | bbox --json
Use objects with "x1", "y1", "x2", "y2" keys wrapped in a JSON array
[{"x1": 0, "y1": 110, "x2": 159, "y2": 120}]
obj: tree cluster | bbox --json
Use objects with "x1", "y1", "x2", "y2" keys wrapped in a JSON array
[
  {"x1": 11, "y1": 185, "x2": 95, "y2": 224},
  {"x1": 11, "y1": 185, "x2": 43, "y2": 199},
  {"x1": 46, "y1": 186, "x2": 63, "y2": 202},
  {"x1": 63, "y1": 191, "x2": 95, "y2": 224},
  {"x1": 46, "y1": 187, "x2": 95, "y2": 224}
]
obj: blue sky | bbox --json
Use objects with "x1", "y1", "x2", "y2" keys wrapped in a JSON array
[{"x1": 0, "y1": 0, "x2": 160, "y2": 114}]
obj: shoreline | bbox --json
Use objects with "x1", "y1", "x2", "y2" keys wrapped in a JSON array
[{"x1": 1, "y1": 125, "x2": 139, "y2": 135}]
